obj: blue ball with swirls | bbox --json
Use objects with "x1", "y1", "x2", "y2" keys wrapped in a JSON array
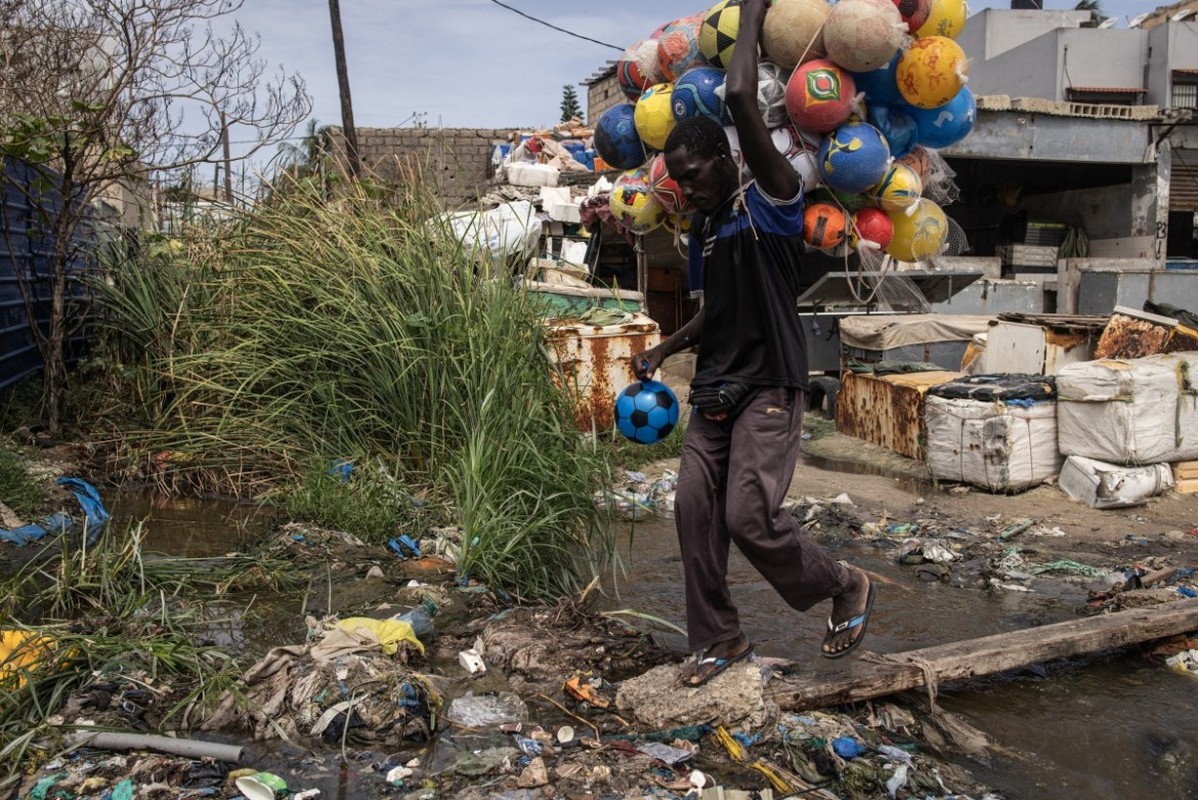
[
  {"x1": 817, "y1": 121, "x2": 891, "y2": 195},
  {"x1": 909, "y1": 86, "x2": 976, "y2": 149},
  {"x1": 671, "y1": 66, "x2": 732, "y2": 125}
]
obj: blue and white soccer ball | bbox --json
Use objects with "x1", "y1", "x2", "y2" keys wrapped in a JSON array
[{"x1": 615, "y1": 380, "x2": 680, "y2": 445}]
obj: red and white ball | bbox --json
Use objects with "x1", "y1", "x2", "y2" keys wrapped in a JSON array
[
  {"x1": 617, "y1": 39, "x2": 663, "y2": 102},
  {"x1": 656, "y1": 15, "x2": 707, "y2": 81},
  {"x1": 785, "y1": 58, "x2": 856, "y2": 134},
  {"x1": 646, "y1": 153, "x2": 689, "y2": 215}
]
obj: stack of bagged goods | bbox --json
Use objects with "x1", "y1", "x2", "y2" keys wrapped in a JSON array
[
  {"x1": 923, "y1": 374, "x2": 1062, "y2": 493},
  {"x1": 1054, "y1": 352, "x2": 1198, "y2": 507},
  {"x1": 592, "y1": 0, "x2": 974, "y2": 262}
]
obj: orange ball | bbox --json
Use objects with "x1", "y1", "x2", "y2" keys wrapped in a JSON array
[{"x1": 803, "y1": 201, "x2": 848, "y2": 250}]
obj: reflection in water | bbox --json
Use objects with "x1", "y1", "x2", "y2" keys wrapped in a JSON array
[{"x1": 106, "y1": 491, "x2": 268, "y2": 557}]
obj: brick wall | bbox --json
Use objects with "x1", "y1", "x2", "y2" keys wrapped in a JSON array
[
  {"x1": 586, "y1": 73, "x2": 625, "y2": 125},
  {"x1": 331, "y1": 126, "x2": 516, "y2": 208}
]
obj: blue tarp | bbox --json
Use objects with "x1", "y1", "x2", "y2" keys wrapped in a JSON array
[{"x1": 0, "y1": 477, "x2": 109, "y2": 545}]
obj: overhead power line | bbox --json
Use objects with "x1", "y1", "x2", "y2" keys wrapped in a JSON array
[{"x1": 487, "y1": 0, "x2": 623, "y2": 51}]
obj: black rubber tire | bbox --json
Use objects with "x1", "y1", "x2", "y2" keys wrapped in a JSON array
[{"x1": 807, "y1": 375, "x2": 841, "y2": 418}]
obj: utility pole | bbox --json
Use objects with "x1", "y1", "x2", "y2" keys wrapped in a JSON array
[
  {"x1": 220, "y1": 111, "x2": 233, "y2": 202},
  {"x1": 328, "y1": 0, "x2": 361, "y2": 179}
]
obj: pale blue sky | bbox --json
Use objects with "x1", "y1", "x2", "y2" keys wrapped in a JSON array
[{"x1": 230, "y1": 1, "x2": 1165, "y2": 137}]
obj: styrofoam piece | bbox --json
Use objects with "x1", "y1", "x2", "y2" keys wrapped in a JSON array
[
  {"x1": 538, "y1": 186, "x2": 570, "y2": 206},
  {"x1": 507, "y1": 162, "x2": 560, "y2": 187},
  {"x1": 549, "y1": 202, "x2": 582, "y2": 223},
  {"x1": 1058, "y1": 454, "x2": 1173, "y2": 508},
  {"x1": 458, "y1": 648, "x2": 486, "y2": 675},
  {"x1": 925, "y1": 395, "x2": 1061, "y2": 492}
]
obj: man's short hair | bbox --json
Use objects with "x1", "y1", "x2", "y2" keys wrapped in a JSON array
[{"x1": 664, "y1": 116, "x2": 730, "y2": 160}]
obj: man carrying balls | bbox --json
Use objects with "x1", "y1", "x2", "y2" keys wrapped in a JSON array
[{"x1": 630, "y1": 0, "x2": 876, "y2": 688}]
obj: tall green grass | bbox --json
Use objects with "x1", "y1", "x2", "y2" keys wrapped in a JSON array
[{"x1": 84, "y1": 179, "x2": 615, "y2": 600}]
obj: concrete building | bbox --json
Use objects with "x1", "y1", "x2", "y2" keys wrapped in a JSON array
[{"x1": 940, "y1": 3, "x2": 1198, "y2": 312}]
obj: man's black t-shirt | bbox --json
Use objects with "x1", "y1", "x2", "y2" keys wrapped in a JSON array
[{"x1": 686, "y1": 181, "x2": 809, "y2": 390}]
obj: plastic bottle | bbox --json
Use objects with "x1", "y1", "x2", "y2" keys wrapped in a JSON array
[{"x1": 393, "y1": 598, "x2": 438, "y2": 643}]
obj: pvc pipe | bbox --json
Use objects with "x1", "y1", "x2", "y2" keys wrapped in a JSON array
[{"x1": 66, "y1": 731, "x2": 245, "y2": 764}]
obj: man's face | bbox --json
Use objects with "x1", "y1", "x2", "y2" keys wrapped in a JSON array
[{"x1": 664, "y1": 144, "x2": 731, "y2": 215}]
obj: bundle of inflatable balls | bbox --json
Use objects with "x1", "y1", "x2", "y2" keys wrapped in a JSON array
[{"x1": 595, "y1": 0, "x2": 973, "y2": 263}]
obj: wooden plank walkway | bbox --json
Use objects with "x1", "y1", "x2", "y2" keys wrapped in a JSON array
[{"x1": 767, "y1": 598, "x2": 1198, "y2": 710}]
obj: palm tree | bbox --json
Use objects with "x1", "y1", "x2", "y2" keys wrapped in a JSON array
[
  {"x1": 1074, "y1": 0, "x2": 1109, "y2": 28},
  {"x1": 272, "y1": 118, "x2": 334, "y2": 178}
]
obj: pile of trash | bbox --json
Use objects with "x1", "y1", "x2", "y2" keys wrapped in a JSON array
[
  {"x1": 202, "y1": 614, "x2": 443, "y2": 748},
  {"x1": 596, "y1": 468, "x2": 678, "y2": 521}
]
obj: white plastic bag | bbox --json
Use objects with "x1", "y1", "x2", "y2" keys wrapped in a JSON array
[{"x1": 440, "y1": 200, "x2": 542, "y2": 265}]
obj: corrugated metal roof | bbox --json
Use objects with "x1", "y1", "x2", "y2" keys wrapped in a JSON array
[{"x1": 582, "y1": 61, "x2": 616, "y2": 86}]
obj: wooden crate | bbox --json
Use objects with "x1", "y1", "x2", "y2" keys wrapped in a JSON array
[{"x1": 1173, "y1": 461, "x2": 1198, "y2": 495}]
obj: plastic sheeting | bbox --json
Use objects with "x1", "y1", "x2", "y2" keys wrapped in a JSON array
[
  {"x1": 928, "y1": 374, "x2": 1056, "y2": 402},
  {"x1": 0, "y1": 477, "x2": 109, "y2": 545},
  {"x1": 440, "y1": 201, "x2": 542, "y2": 265},
  {"x1": 1059, "y1": 455, "x2": 1174, "y2": 509},
  {"x1": 839, "y1": 314, "x2": 994, "y2": 350},
  {"x1": 925, "y1": 395, "x2": 1062, "y2": 492},
  {"x1": 1056, "y1": 353, "x2": 1198, "y2": 464}
]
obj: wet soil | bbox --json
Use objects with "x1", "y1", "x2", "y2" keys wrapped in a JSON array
[{"x1": 8, "y1": 422, "x2": 1198, "y2": 800}]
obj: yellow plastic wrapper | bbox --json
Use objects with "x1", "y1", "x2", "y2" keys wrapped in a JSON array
[
  {"x1": 0, "y1": 629, "x2": 53, "y2": 687},
  {"x1": 335, "y1": 617, "x2": 423, "y2": 656}
]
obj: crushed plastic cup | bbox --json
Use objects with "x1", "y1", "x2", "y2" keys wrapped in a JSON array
[
  {"x1": 458, "y1": 641, "x2": 486, "y2": 675},
  {"x1": 235, "y1": 772, "x2": 288, "y2": 800}
]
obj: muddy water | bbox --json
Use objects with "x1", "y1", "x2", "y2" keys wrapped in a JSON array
[
  {"x1": 609, "y1": 515, "x2": 1198, "y2": 800},
  {"x1": 109, "y1": 492, "x2": 1198, "y2": 800}
]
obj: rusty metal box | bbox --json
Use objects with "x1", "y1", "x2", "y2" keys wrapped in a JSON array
[
  {"x1": 835, "y1": 370, "x2": 962, "y2": 460},
  {"x1": 544, "y1": 312, "x2": 661, "y2": 433}
]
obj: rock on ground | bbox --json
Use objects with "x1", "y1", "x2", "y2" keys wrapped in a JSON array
[{"x1": 615, "y1": 658, "x2": 773, "y2": 729}]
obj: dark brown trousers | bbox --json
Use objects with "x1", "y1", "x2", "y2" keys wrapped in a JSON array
[{"x1": 674, "y1": 386, "x2": 849, "y2": 652}]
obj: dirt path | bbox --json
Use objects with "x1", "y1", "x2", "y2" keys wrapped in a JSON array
[{"x1": 652, "y1": 356, "x2": 1196, "y2": 556}]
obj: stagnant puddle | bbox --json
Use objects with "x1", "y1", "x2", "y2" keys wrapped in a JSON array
[
  {"x1": 611, "y1": 516, "x2": 1198, "y2": 800},
  {"x1": 104, "y1": 492, "x2": 1198, "y2": 799}
]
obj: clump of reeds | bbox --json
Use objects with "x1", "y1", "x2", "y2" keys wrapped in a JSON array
[{"x1": 85, "y1": 179, "x2": 615, "y2": 600}]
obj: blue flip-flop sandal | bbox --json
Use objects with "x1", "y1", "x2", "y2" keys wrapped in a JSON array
[
  {"x1": 681, "y1": 643, "x2": 754, "y2": 687},
  {"x1": 822, "y1": 581, "x2": 877, "y2": 659}
]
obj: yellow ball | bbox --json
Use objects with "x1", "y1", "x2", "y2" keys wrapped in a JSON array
[
  {"x1": 699, "y1": 0, "x2": 742, "y2": 70},
  {"x1": 634, "y1": 82, "x2": 677, "y2": 151},
  {"x1": 916, "y1": 0, "x2": 967, "y2": 39},
  {"x1": 887, "y1": 198, "x2": 948, "y2": 262},
  {"x1": 610, "y1": 169, "x2": 667, "y2": 235},
  {"x1": 868, "y1": 163, "x2": 923, "y2": 212},
  {"x1": 896, "y1": 36, "x2": 968, "y2": 109}
]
